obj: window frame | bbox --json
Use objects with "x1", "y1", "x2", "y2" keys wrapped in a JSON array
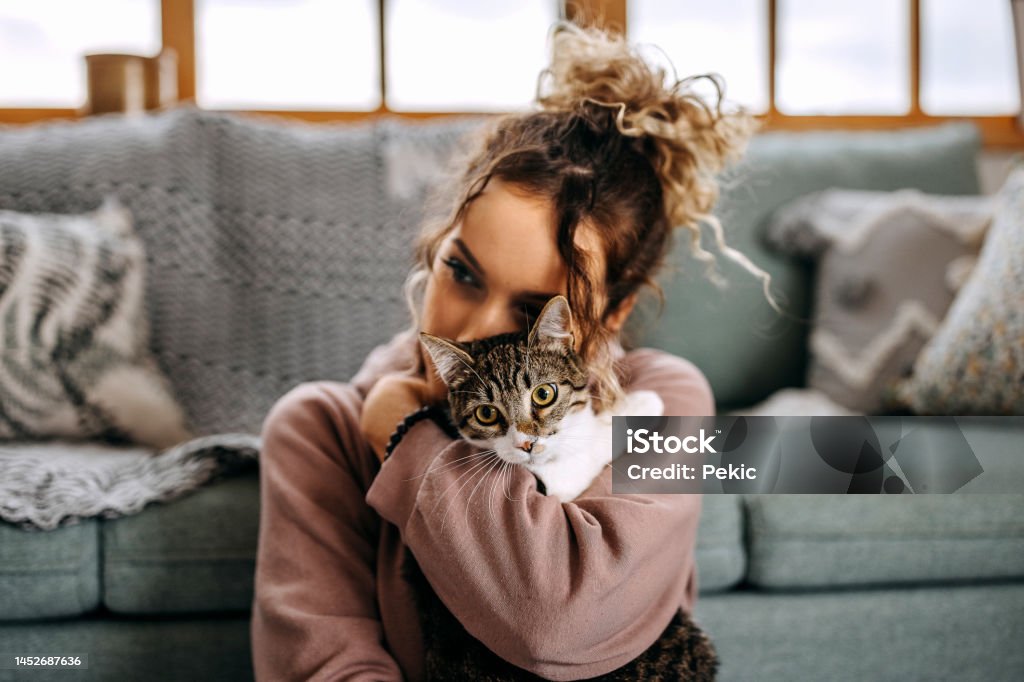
[{"x1": 1, "y1": 0, "x2": 1021, "y2": 148}]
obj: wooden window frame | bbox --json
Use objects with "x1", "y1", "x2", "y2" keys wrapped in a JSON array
[{"x1": 2, "y1": 0, "x2": 1021, "y2": 148}]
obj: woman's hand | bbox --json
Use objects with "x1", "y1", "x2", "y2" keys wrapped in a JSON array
[
  {"x1": 361, "y1": 373, "x2": 431, "y2": 461},
  {"x1": 361, "y1": 340, "x2": 455, "y2": 461}
]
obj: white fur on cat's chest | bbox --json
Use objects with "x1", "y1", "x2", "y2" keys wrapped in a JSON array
[{"x1": 524, "y1": 390, "x2": 663, "y2": 503}]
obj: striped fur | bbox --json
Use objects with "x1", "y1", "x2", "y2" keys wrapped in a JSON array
[{"x1": 0, "y1": 198, "x2": 191, "y2": 449}]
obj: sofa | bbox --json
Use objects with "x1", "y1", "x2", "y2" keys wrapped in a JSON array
[{"x1": 0, "y1": 107, "x2": 1021, "y2": 681}]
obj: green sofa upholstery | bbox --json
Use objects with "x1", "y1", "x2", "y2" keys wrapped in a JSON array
[{"x1": 1, "y1": 113, "x2": 1021, "y2": 682}]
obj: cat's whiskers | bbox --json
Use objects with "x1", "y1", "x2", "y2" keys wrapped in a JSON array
[
  {"x1": 464, "y1": 454, "x2": 503, "y2": 527},
  {"x1": 439, "y1": 453, "x2": 499, "y2": 533},
  {"x1": 402, "y1": 448, "x2": 496, "y2": 481},
  {"x1": 427, "y1": 451, "x2": 497, "y2": 517},
  {"x1": 487, "y1": 460, "x2": 504, "y2": 518},
  {"x1": 435, "y1": 448, "x2": 499, "y2": 476},
  {"x1": 501, "y1": 459, "x2": 524, "y2": 503},
  {"x1": 489, "y1": 456, "x2": 501, "y2": 516}
]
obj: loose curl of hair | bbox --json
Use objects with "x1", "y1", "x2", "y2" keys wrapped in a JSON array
[{"x1": 403, "y1": 20, "x2": 781, "y2": 412}]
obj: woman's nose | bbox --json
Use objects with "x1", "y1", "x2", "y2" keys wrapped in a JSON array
[{"x1": 455, "y1": 300, "x2": 517, "y2": 344}]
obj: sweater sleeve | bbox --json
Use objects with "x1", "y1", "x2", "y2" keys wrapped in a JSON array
[
  {"x1": 251, "y1": 382, "x2": 405, "y2": 682},
  {"x1": 365, "y1": 348, "x2": 714, "y2": 681}
]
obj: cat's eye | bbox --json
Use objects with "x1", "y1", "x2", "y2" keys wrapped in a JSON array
[
  {"x1": 474, "y1": 404, "x2": 500, "y2": 425},
  {"x1": 531, "y1": 383, "x2": 558, "y2": 407}
]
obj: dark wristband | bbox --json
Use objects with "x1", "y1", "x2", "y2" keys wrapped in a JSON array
[{"x1": 383, "y1": 404, "x2": 460, "y2": 460}]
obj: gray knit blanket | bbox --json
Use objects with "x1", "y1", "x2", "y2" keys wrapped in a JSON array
[
  {"x1": 0, "y1": 433, "x2": 260, "y2": 531},
  {"x1": 0, "y1": 106, "x2": 490, "y2": 530}
]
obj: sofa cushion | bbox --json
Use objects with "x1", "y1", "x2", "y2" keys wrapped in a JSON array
[
  {"x1": 102, "y1": 471, "x2": 259, "y2": 614},
  {"x1": 632, "y1": 122, "x2": 982, "y2": 409},
  {"x1": 694, "y1": 582, "x2": 1024, "y2": 682},
  {"x1": 0, "y1": 520, "x2": 100, "y2": 620},
  {"x1": 695, "y1": 494, "x2": 746, "y2": 593},
  {"x1": 99, "y1": 470, "x2": 741, "y2": 612},
  {"x1": 896, "y1": 164, "x2": 1024, "y2": 415},
  {"x1": 745, "y1": 490, "x2": 1024, "y2": 589},
  {"x1": 0, "y1": 616, "x2": 253, "y2": 680},
  {"x1": 0, "y1": 198, "x2": 193, "y2": 449},
  {"x1": 762, "y1": 188, "x2": 994, "y2": 414}
]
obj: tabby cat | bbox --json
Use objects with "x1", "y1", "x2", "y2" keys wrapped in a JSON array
[
  {"x1": 418, "y1": 295, "x2": 662, "y2": 502},
  {"x1": 410, "y1": 295, "x2": 719, "y2": 680}
]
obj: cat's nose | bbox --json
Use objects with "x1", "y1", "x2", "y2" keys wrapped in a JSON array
[{"x1": 515, "y1": 440, "x2": 534, "y2": 453}]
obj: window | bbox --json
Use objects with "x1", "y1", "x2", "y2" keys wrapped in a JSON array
[
  {"x1": 387, "y1": 0, "x2": 557, "y2": 111},
  {"x1": 776, "y1": 0, "x2": 908, "y2": 115},
  {"x1": 1, "y1": 0, "x2": 1021, "y2": 147},
  {"x1": 628, "y1": 0, "x2": 769, "y2": 114},
  {"x1": 921, "y1": 0, "x2": 1019, "y2": 115},
  {"x1": 196, "y1": 0, "x2": 379, "y2": 110},
  {"x1": 0, "y1": 0, "x2": 160, "y2": 107}
]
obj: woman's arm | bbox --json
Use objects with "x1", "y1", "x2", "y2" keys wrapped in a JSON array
[
  {"x1": 365, "y1": 349, "x2": 713, "y2": 681},
  {"x1": 252, "y1": 382, "x2": 405, "y2": 682}
]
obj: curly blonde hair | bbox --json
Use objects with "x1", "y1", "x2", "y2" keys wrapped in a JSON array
[{"x1": 403, "y1": 20, "x2": 780, "y2": 412}]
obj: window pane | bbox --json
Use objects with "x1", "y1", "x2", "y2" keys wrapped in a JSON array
[
  {"x1": 777, "y1": 0, "x2": 909, "y2": 114},
  {"x1": 628, "y1": 0, "x2": 768, "y2": 113},
  {"x1": 922, "y1": 0, "x2": 1018, "y2": 115},
  {"x1": 387, "y1": 0, "x2": 558, "y2": 111},
  {"x1": 197, "y1": 0, "x2": 379, "y2": 110},
  {"x1": 0, "y1": 0, "x2": 159, "y2": 107}
]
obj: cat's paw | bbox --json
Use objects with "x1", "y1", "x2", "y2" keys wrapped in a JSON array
[
  {"x1": 539, "y1": 477, "x2": 589, "y2": 504},
  {"x1": 624, "y1": 390, "x2": 664, "y2": 417}
]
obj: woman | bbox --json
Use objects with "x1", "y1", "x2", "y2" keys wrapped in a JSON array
[{"x1": 251, "y1": 21, "x2": 776, "y2": 681}]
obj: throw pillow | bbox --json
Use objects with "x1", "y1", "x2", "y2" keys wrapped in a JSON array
[
  {"x1": 763, "y1": 188, "x2": 995, "y2": 414},
  {"x1": 894, "y1": 166, "x2": 1024, "y2": 415},
  {"x1": 0, "y1": 197, "x2": 193, "y2": 449}
]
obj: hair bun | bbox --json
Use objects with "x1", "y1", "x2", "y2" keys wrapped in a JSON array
[
  {"x1": 536, "y1": 21, "x2": 667, "y2": 126},
  {"x1": 535, "y1": 21, "x2": 759, "y2": 233}
]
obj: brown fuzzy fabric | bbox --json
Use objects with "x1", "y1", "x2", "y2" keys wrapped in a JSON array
[{"x1": 402, "y1": 548, "x2": 719, "y2": 681}]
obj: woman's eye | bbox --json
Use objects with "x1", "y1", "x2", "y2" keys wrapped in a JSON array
[
  {"x1": 522, "y1": 306, "x2": 543, "y2": 323},
  {"x1": 443, "y1": 257, "x2": 477, "y2": 287},
  {"x1": 531, "y1": 383, "x2": 558, "y2": 407},
  {"x1": 474, "y1": 404, "x2": 499, "y2": 425}
]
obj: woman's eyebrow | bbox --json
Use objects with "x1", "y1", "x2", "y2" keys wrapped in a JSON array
[
  {"x1": 453, "y1": 238, "x2": 486, "y2": 275},
  {"x1": 454, "y1": 238, "x2": 559, "y2": 303}
]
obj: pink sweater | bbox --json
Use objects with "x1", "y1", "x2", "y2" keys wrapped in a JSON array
[{"x1": 250, "y1": 330, "x2": 714, "y2": 681}]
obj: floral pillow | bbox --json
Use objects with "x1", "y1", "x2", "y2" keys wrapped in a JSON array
[
  {"x1": 763, "y1": 188, "x2": 995, "y2": 414},
  {"x1": 894, "y1": 166, "x2": 1024, "y2": 415},
  {"x1": 0, "y1": 197, "x2": 193, "y2": 449}
]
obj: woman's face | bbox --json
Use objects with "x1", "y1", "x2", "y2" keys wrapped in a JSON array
[
  {"x1": 419, "y1": 178, "x2": 605, "y2": 390},
  {"x1": 422, "y1": 178, "x2": 604, "y2": 344}
]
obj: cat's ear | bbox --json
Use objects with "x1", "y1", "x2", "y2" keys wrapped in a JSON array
[
  {"x1": 419, "y1": 333, "x2": 474, "y2": 386},
  {"x1": 528, "y1": 295, "x2": 575, "y2": 349}
]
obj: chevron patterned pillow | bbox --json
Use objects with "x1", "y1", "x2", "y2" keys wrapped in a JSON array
[
  {"x1": 763, "y1": 188, "x2": 995, "y2": 414},
  {"x1": 0, "y1": 197, "x2": 193, "y2": 449}
]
